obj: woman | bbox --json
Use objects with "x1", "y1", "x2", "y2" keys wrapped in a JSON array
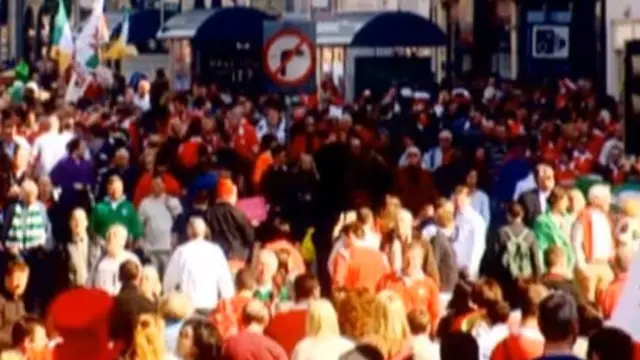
[
  {"x1": 292, "y1": 299, "x2": 355, "y2": 360},
  {"x1": 377, "y1": 241, "x2": 440, "y2": 330},
  {"x1": 333, "y1": 289, "x2": 376, "y2": 341},
  {"x1": 532, "y1": 187, "x2": 575, "y2": 273},
  {"x1": 436, "y1": 280, "x2": 476, "y2": 338},
  {"x1": 126, "y1": 312, "x2": 177, "y2": 360},
  {"x1": 365, "y1": 290, "x2": 413, "y2": 360},
  {"x1": 467, "y1": 278, "x2": 512, "y2": 360},
  {"x1": 177, "y1": 319, "x2": 221, "y2": 360},
  {"x1": 160, "y1": 293, "x2": 192, "y2": 356}
]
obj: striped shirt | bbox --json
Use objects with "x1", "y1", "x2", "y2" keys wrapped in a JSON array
[{"x1": 5, "y1": 201, "x2": 50, "y2": 250}]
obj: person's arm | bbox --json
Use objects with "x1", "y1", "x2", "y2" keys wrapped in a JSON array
[
  {"x1": 332, "y1": 251, "x2": 348, "y2": 288},
  {"x1": 216, "y1": 248, "x2": 235, "y2": 301},
  {"x1": 128, "y1": 203, "x2": 144, "y2": 241},
  {"x1": 571, "y1": 220, "x2": 587, "y2": 269},
  {"x1": 163, "y1": 250, "x2": 181, "y2": 293}
]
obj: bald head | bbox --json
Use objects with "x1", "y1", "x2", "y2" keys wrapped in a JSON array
[
  {"x1": 242, "y1": 299, "x2": 270, "y2": 326},
  {"x1": 21, "y1": 179, "x2": 38, "y2": 203},
  {"x1": 187, "y1": 217, "x2": 208, "y2": 239}
]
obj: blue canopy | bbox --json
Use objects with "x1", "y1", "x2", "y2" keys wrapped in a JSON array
[
  {"x1": 350, "y1": 11, "x2": 447, "y2": 47},
  {"x1": 193, "y1": 7, "x2": 276, "y2": 46},
  {"x1": 156, "y1": 10, "x2": 214, "y2": 40},
  {"x1": 111, "y1": 9, "x2": 174, "y2": 51}
]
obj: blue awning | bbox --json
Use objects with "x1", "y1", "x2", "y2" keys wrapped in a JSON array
[
  {"x1": 350, "y1": 11, "x2": 447, "y2": 47},
  {"x1": 111, "y1": 9, "x2": 174, "y2": 47},
  {"x1": 156, "y1": 10, "x2": 215, "y2": 40},
  {"x1": 315, "y1": 12, "x2": 378, "y2": 46},
  {"x1": 193, "y1": 7, "x2": 276, "y2": 46}
]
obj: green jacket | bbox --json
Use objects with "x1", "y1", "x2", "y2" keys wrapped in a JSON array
[
  {"x1": 90, "y1": 199, "x2": 142, "y2": 240},
  {"x1": 532, "y1": 212, "x2": 575, "y2": 271}
]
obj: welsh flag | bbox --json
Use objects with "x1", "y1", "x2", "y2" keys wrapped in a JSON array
[
  {"x1": 74, "y1": 0, "x2": 109, "y2": 71},
  {"x1": 50, "y1": 0, "x2": 74, "y2": 72}
]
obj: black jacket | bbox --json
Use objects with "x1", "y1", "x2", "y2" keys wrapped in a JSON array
[
  {"x1": 518, "y1": 188, "x2": 546, "y2": 227},
  {"x1": 206, "y1": 202, "x2": 255, "y2": 260}
]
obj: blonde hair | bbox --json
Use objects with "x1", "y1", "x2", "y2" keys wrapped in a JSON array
[
  {"x1": 159, "y1": 292, "x2": 192, "y2": 321},
  {"x1": 306, "y1": 299, "x2": 341, "y2": 337},
  {"x1": 369, "y1": 290, "x2": 411, "y2": 358},
  {"x1": 129, "y1": 313, "x2": 165, "y2": 360},
  {"x1": 621, "y1": 199, "x2": 640, "y2": 218}
]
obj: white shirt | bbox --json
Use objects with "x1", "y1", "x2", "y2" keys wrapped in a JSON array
[
  {"x1": 538, "y1": 189, "x2": 551, "y2": 213},
  {"x1": 513, "y1": 173, "x2": 536, "y2": 201},
  {"x1": 470, "y1": 189, "x2": 491, "y2": 225},
  {"x1": 138, "y1": 195, "x2": 183, "y2": 251},
  {"x1": 421, "y1": 146, "x2": 444, "y2": 171},
  {"x1": 163, "y1": 238, "x2": 235, "y2": 310},
  {"x1": 453, "y1": 206, "x2": 487, "y2": 279},
  {"x1": 473, "y1": 323, "x2": 510, "y2": 360},
  {"x1": 91, "y1": 250, "x2": 140, "y2": 295},
  {"x1": 32, "y1": 131, "x2": 73, "y2": 176},
  {"x1": 255, "y1": 116, "x2": 287, "y2": 144},
  {"x1": 292, "y1": 336, "x2": 355, "y2": 360},
  {"x1": 412, "y1": 334, "x2": 440, "y2": 360},
  {"x1": 572, "y1": 209, "x2": 614, "y2": 267},
  {"x1": 133, "y1": 93, "x2": 151, "y2": 112}
]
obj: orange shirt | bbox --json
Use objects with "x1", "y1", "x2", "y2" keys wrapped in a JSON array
[
  {"x1": 264, "y1": 307, "x2": 307, "y2": 356},
  {"x1": 597, "y1": 273, "x2": 628, "y2": 319},
  {"x1": 210, "y1": 295, "x2": 252, "y2": 339},
  {"x1": 490, "y1": 328, "x2": 544, "y2": 360},
  {"x1": 377, "y1": 274, "x2": 440, "y2": 328},
  {"x1": 252, "y1": 151, "x2": 273, "y2": 189},
  {"x1": 332, "y1": 245, "x2": 389, "y2": 292},
  {"x1": 132, "y1": 172, "x2": 183, "y2": 207}
]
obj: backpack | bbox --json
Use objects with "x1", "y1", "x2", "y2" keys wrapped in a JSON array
[{"x1": 501, "y1": 228, "x2": 534, "y2": 278}]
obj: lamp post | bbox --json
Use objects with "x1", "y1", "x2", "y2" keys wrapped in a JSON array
[{"x1": 441, "y1": 0, "x2": 456, "y2": 86}]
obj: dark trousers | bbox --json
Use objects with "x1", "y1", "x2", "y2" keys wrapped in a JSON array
[{"x1": 9, "y1": 247, "x2": 51, "y2": 315}]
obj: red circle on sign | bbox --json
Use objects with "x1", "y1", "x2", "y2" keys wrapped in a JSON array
[{"x1": 262, "y1": 28, "x2": 316, "y2": 87}]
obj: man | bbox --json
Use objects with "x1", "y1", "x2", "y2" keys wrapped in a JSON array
[
  {"x1": 256, "y1": 102, "x2": 287, "y2": 144},
  {"x1": 1, "y1": 180, "x2": 51, "y2": 313},
  {"x1": 541, "y1": 246, "x2": 583, "y2": 306},
  {"x1": 587, "y1": 327, "x2": 634, "y2": 360},
  {"x1": 31, "y1": 114, "x2": 72, "y2": 177},
  {"x1": 90, "y1": 175, "x2": 142, "y2": 241},
  {"x1": 597, "y1": 247, "x2": 632, "y2": 319},
  {"x1": 59, "y1": 208, "x2": 104, "y2": 289},
  {"x1": 265, "y1": 273, "x2": 320, "y2": 356},
  {"x1": 138, "y1": 175, "x2": 182, "y2": 277},
  {"x1": 49, "y1": 138, "x2": 95, "y2": 240},
  {"x1": 332, "y1": 221, "x2": 388, "y2": 291},
  {"x1": 90, "y1": 224, "x2": 140, "y2": 296},
  {"x1": 0, "y1": 261, "x2": 28, "y2": 350},
  {"x1": 109, "y1": 260, "x2": 156, "y2": 352},
  {"x1": 422, "y1": 130, "x2": 456, "y2": 171},
  {"x1": 223, "y1": 299, "x2": 288, "y2": 360},
  {"x1": 96, "y1": 148, "x2": 137, "y2": 201},
  {"x1": 206, "y1": 178, "x2": 255, "y2": 269},
  {"x1": 452, "y1": 185, "x2": 487, "y2": 280},
  {"x1": 260, "y1": 145, "x2": 292, "y2": 217},
  {"x1": 518, "y1": 163, "x2": 556, "y2": 226},
  {"x1": 534, "y1": 292, "x2": 581, "y2": 360},
  {"x1": 572, "y1": 183, "x2": 615, "y2": 301},
  {"x1": 394, "y1": 146, "x2": 438, "y2": 216},
  {"x1": 163, "y1": 217, "x2": 234, "y2": 315},
  {"x1": 1, "y1": 117, "x2": 30, "y2": 159}
]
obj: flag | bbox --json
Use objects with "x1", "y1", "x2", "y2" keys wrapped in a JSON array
[
  {"x1": 75, "y1": 0, "x2": 109, "y2": 72},
  {"x1": 50, "y1": 0, "x2": 74, "y2": 72},
  {"x1": 103, "y1": 8, "x2": 138, "y2": 60}
]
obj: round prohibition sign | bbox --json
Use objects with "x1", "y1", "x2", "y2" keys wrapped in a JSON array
[{"x1": 263, "y1": 28, "x2": 315, "y2": 87}]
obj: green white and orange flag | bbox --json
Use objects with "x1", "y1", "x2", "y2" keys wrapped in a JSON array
[{"x1": 50, "y1": 0, "x2": 74, "y2": 72}]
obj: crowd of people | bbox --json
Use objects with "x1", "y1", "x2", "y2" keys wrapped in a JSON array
[{"x1": 0, "y1": 61, "x2": 638, "y2": 360}]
